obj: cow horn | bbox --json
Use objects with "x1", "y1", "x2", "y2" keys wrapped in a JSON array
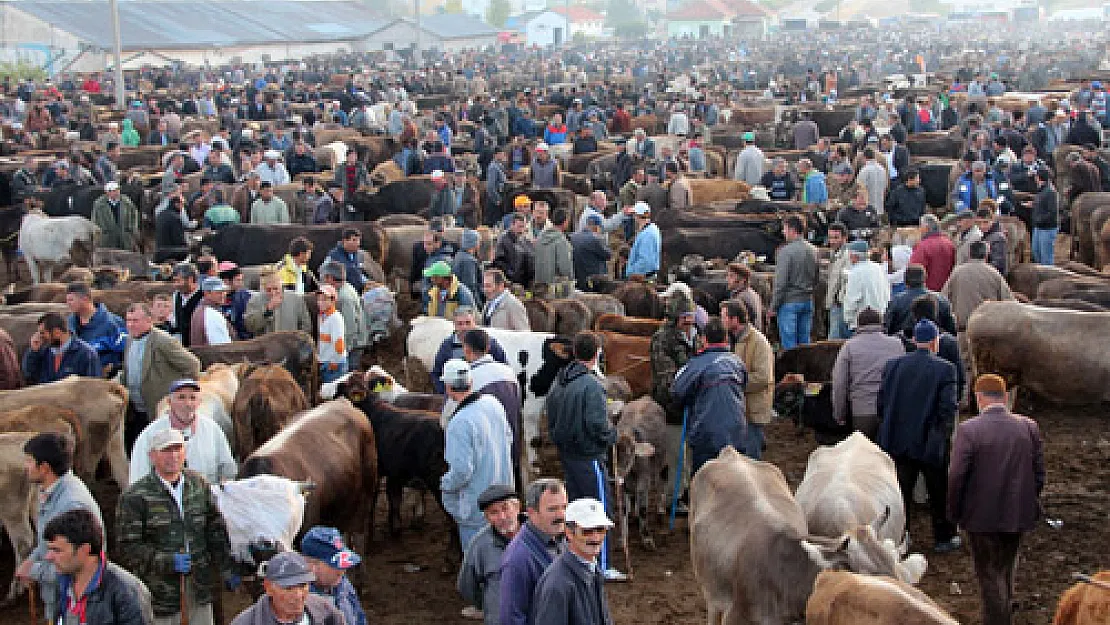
[{"x1": 871, "y1": 505, "x2": 891, "y2": 533}]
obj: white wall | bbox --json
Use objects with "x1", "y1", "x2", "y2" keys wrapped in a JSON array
[{"x1": 525, "y1": 11, "x2": 569, "y2": 45}]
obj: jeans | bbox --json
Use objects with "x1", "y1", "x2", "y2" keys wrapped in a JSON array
[
  {"x1": 743, "y1": 422, "x2": 764, "y2": 460},
  {"x1": 777, "y1": 300, "x2": 814, "y2": 350},
  {"x1": 827, "y1": 305, "x2": 850, "y2": 340},
  {"x1": 320, "y1": 361, "x2": 349, "y2": 383},
  {"x1": 1031, "y1": 227, "x2": 1058, "y2": 265}
]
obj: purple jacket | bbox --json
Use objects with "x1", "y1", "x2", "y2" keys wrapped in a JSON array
[{"x1": 499, "y1": 520, "x2": 561, "y2": 625}]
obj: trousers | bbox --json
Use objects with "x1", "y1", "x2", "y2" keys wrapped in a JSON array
[
  {"x1": 560, "y1": 455, "x2": 613, "y2": 571},
  {"x1": 968, "y1": 532, "x2": 1023, "y2": 625},
  {"x1": 894, "y1": 456, "x2": 957, "y2": 543},
  {"x1": 777, "y1": 299, "x2": 814, "y2": 350}
]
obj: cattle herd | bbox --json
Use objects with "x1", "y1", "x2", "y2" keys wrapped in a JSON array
[{"x1": 0, "y1": 21, "x2": 1109, "y2": 625}]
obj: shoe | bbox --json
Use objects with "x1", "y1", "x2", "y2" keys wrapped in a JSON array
[
  {"x1": 673, "y1": 501, "x2": 689, "y2": 517},
  {"x1": 933, "y1": 536, "x2": 963, "y2": 554},
  {"x1": 603, "y1": 568, "x2": 629, "y2": 582},
  {"x1": 460, "y1": 606, "x2": 484, "y2": 620}
]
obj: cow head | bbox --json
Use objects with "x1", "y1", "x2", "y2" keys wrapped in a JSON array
[
  {"x1": 613, "y1": 425, "x2": 655, "y2": 483},
  {"x1": 800, "y1": 515, "x2": 927, "y2": 586}
]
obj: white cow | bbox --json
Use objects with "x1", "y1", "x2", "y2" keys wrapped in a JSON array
[
  {"x1": 407, "y1": 316, "x2": 556, "y2": 475},
  {"x1": 18, "y1": 211, "x2": 99, "y2": 284},
  {"x1": 795, "y1": 432, "x2": 912, "y2": 548}
]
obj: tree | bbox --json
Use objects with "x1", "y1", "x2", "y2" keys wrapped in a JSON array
[
  {"x1": 444, "y1": 0, "x2": 463, "y2": 13},
  {"x1": 486, "y1": 0, "x2": 511, "y2": 27},
  {"x1": 606, "y1": 0, "x2": 647, "y2": 37}
]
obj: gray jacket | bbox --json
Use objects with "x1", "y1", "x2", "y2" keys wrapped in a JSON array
[
  {"x1": 830, "y1": 325, "x2": 905, "y2": 422},
  {"x1": 458, "y1": 524, "x2": 513, "y2": 625},
  {"x1": 231, "y1": 594, "x2": 344, "y2": 625},
  {"x1": 771, "y1": 238, "x2": 819, "y2": 310},
  {"x1": 531, "y1": 551, "x2": 614, "y2": 625},
  {"x1": 32, "y1": 471, "x2": 104, "y2": 618},
  {"x1": 337, "y1": 282, "x2": 370, "y2": 349},
  {"x1": 243, "y1": 291, "x2": 312, "y2": 336},
  {"x1": 533, "y1": 228, "x2": 574, "y2": 286}
]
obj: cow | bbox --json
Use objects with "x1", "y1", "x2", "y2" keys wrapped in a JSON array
[
  {"x1": 690, "y1": 447, "x2": 927, "y2": 625},
  {"x1": 353, "y1": 178, "x2": 435, "y2": 221},
  {"x1": 523, "y1": 298, "x2": 557, "y2": 333},
  {"x1": 661, "y1": 224, "x2": 784, "y2": 275},
  {"x1": 0, "y1": 378, "x2": 129, "y2": 487},
  {"x1": 593, "y1": 313, "x2": 662, "y2": 337},
  {"x1": 687, "y1": 179, "x2": 752, "y2": 205},
  {"x1": 1007, "y1": 263, "x2": 1086, "y2": 299},
  {"x1": 0, "y1": 432, "x2": 39, "y2": 601},
  {"x1": 0, "y1": 405, "x2": 84, "y2": 470},
  {"x1": 381, "y1": 225, "x2": 495, "y2": 277},
  {"x1": 612, "y1": 397, "x2": 668, "y2": 550},
  {"x1": 806, "y1": 571, "x2": 958, "y2": 625},
  {"x1": 231, "y1": 364, "x2": 308, "y2": 460},
  {"x1": 199, "y1": 222, "x2": 388, "y2": 271},
  {"x1": 1052, "y1": 571, "x2": 1110, "y2": 625},
  {"x1": 597, "y1": 331, "x2": 652, "y2": 398},
  {"x1": 551, "y1": 298, "x2": 593, "y2": 336},
  {"x1": 1070, "y1": 193, "x2": 1110, "y2": 267},
  {"x1": 1037, "y1": 276, "x2": 1110, "y2": 309},
  {"x1": 776, "y1": 340, "x2": 845, "y2": 383},
  {"x1": 154, "y1": 362, "x2": 241, "y2": 445},
  {"x1": 192, "y1": 331, "x2": 319, "y2": 406},
  {"x1": 239, "y1": 399, "x2": 378, "y2": 558},
  {"x1": 968, "y1": 301, "x2": 1110, "y2": 406},
  {"x1": 610, "y1": 281, "x2": 662, "y2": 319},
  {"x1": 572, "y1": 292, "x2": 625, "y2": 319},
  {"x1": 18, "y1": 211, "x2": 99, "y2": 284},
  {"x1": 795, "y1": 432, "x2": 912, "y2": 547}
]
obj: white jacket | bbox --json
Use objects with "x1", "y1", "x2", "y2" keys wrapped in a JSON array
[
  {"x1": 843, "y1": 260, "x2": 891, "y2": 329},
  {"x1": 129, "y1": 415, "x2": 237, "y2": 485}
]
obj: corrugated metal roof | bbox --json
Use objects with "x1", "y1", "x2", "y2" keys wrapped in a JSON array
[
  {"x1": 416, "y1": 13, "x2": 498, "y2": 39},
  {"x1": 10, "y1": 1, "x2": 392, "y2": 49}
]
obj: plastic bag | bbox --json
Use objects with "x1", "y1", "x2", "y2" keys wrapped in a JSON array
[{"x1": 213, "y1": 475, "x2": 306, "y2": 564}]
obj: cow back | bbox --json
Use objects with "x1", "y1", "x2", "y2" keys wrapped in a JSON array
[
  {"x1": 231, "y1": 364, "x2": 309, "y2": 459},
  {"x1": 192, "y1": 331, "x2": 319, "y2": 405}
]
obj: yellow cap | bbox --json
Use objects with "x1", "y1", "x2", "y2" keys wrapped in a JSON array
[{"x1": 514, "y1": 195, "x2": 531, "y2": 208}]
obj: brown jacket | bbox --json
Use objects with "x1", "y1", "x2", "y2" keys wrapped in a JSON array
[
  {"x1": 940, "y1": 259, "x2": 1014, "y2": 331},
  {"x1": 948, "y1": 404, "x2": 1045, "y2": 533},
  {"x1": 0, "y1": 329, "x2": 23, "y2": 390},
  {"x1": 731, "y1": 326, "x2": 774, "y2": 424}
]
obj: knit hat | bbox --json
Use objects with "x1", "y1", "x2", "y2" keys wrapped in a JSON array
[
  {"x1": 301, "y1": 527, "x2": 361, "y2": 570},
  {"x1": 913, "y1": 319, "x2": 938, "y2": 343}
]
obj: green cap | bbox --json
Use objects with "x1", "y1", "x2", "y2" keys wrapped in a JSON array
[
  {"x1": 423, "y1": 260, "x2": 453, "y2": 278},
  {"x1": 742, "y1": 131, "x2": 755, "y2": 141}
]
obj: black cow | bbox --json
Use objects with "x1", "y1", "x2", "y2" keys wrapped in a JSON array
[
  {"x1": 0, "y1": 205, "x2": 26, "y2": 280},
  {"x1": 199, "y1": 222, "x2": 387, "y2": 269},
  {"x1": 353, "y1": 179, "x2": 435, "y2": 221}
]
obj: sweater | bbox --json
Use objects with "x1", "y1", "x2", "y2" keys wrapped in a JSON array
[{"x1": 770, "y1": 238, "x2": 818, "y2": 310}]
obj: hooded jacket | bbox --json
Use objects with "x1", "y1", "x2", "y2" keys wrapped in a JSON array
[
  {"x1": 546, "y1": 361, "x2": 615, "y2": 461},
  {"x1": 533, "y1": 227, "x2": 573, "y2": 286},
  {"x1": 671, "y1": 346, "x2": 747, "y2": 453},
  {"x1": 120, "y1": 119, "x2": 140, "y2": 147}
]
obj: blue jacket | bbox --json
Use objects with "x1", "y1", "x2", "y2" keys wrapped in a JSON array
[
  {"x1": 625, "y1": 223, "x2": 661, "y2": 277},
  {"x1": 311, "y1": 576, "x2": 366, "y2": 625},
  {"x1": 441, "y1": 393, "x2": 515, "y2": 532},
  {"x1": 220, "y1": 289, "x2": 252, "y2": 340},
  {"x1": 22, "y1": 337, "x2": 102, "y2": 384},
  {"x1": 432, "y1": 334, "x2": 508, "y2": 394},
  {"x1": 952, "y1": 172, "x2": 998, "y2": 212},
  {"x1": 438, "y1": 124, "x2": 453, "y2": 149},
  {"x1": 803, "y1": 171, "x2": 828, "y2": 205},
  {"x1": 69, "y1": 304, "x2": 127, "y2": 369},
  {"x1": 326, "y1": 244, "x2": 368, "y2": 294},
  {"x1": 877, "y1": 349, "x2": 958, "y2": 467},
  {"x1": 671, "y1": 346, "x2": 747, "y2": 452},
  {"x1": 512, "y1": 117, "x2": 536, "y2": 139},
  {"x1": 500, "y1": 520, "x2": 561, "y2": 625},
  {"x1": 543, "y1": 124, "x2": 568, "y2": 145}
]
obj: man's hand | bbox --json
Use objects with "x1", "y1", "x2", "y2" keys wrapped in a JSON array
[
  {"x1": 28, "y1": 331, "x2": 43, "y2": 351},
  {"x1": 14, "y1": 558, "x2": 32, "y2": 582},
  {"x1": 266, "y1": 291, "x2": 284, "y2": 310}
]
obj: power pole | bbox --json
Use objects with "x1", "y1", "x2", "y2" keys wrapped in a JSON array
[
  {"x1": 413, "y1": 0, "x2": 422, "y2": 68},
  {"x1": 109, "y1": 0, "x2": 125, "y2": 110}
]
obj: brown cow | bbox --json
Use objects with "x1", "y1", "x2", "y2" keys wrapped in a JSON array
[
  {"x1": 0, "y1": 378, "x2": 128, "y2": 487},
  {"x1": 1070, "y1": 193, "x2": 1110, "y2": 267},
  {"x1": 593, "y1": 313, "x2": 662, "y2": 337},
  {"x1": 1007, "y1": 263, "x2": 1085, "y2": 299},
  {"x1": 687, "y1": 179, "x2": 752, "y2": 205},
  {"x1": 1052, "y1": 571, "x2": 1110, "y2": 625},
  {"x1": 523, "y1": 298, "x2": 556, "y2": 333},
  {"x1": 612, "y1": 397, "x2": 668, "y2": 549},
  {"x1": 598, "y1": 331, "x2": 651, "y2": 398},
  {"x1": 1037, "y1": 276, "x2": 1110, "y2": 309},
  {"x1": 806, "y1": 571, "x2": 958, "y2": 625},
  {"x1": 231, "y1": 364, "x2": 309, "y2": 459},
  {"x1": 611, "y1": 281, "x2": 662, "y2": 318},
  {"x1": 0, "y1": 432, "x2": 39, "y2": 601},
  {"x1": 239, "y1": 399, "x2": 378, "y2": 556},
  {"x1": 0, "y1": 405, "x2": 83, "y2": 470},
  {"x1": 192, "y1": 331, "x2": 319, "y2": 405},
  {"x1": 551, "y1": 298, "x2": 593, "y2": 337},
  {"x1": 572, "y1": 293, "x2": 625, "y2": 319}
]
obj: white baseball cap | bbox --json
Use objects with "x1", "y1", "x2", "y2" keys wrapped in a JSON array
[
  {"x1": 535, "y1": 142, "x2": 549, "y2": 152},
  {"x1": 565, "y1": 498, "x2": 613, "y2": 529},
  {"x1": 440, "y1": 359, "x2": 471, "y2": 390},
  {"x1": 430, "y1": 169, "x2": 445, "y2": 180},
  {"x1": 104, "y1": 181, "x2": 120, "y2": 191},
  {"x1": 632, "y1": 201, "x2": 651, "y2": 216}
]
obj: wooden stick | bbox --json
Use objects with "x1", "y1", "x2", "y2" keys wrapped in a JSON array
[
  {"x1": 611, "y1": 447, "x2": 633, "y2": 580},
  {"x1": 27, "y1": 582, "x2": 37, "y2": 625},
  {"x1": 180, "y1": 572, "x2": 189, "y2": 625}
]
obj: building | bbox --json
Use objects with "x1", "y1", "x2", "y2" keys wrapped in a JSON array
[
  {"x1": 551, "y1": 6, "x2": 607, "y2": 38},
  {"x1": 0, "y1": 1, "x2": 496, "y2": 70},
  {"x1": 665, "y1": 0, "x2": 768, "y2": 38},
  {"x1": 506, "y1": 10, "x2": 571, "y2": 46}
]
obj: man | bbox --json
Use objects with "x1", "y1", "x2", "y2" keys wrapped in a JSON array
[
  {"x1": 530, "y1": 201, "x2": 550, "y2": 239},
  {"x1": 630, "y1": 129, "x2": 656, "y2": 160},
  {"x1": 250, "y1": 182, "x2": 290, "y2": 224},
  {"x1": 428, "y1": 169, "x2": 457, "y2": 226},
  {"x1": 771, "y1": 215, "x2": 819, "y2": 350},
  {"x1": 463, "y1": 329, "x2": 523, "y2": 491},
  {"x1": 720, "y1": 300, "x2": 773, "y2": 458},
  {"x1": 117, "y1": 428, "x2": 233, "y2": 625},
  {"x1": 486, "y1": 150, "x2": 508, "y2": 226},
  {"x1": 825, "y1": 223, "x2": 851, "y2": 340},
  {"x1": 201, "y1": 149, "x2": 236, "y2": 184},
  {"x1": 954, "y1": 209, "x2": 984, "y2": 265},
  {"x1": 732, "y1": 132, "x2": 764, "y2": 184},
  {"x1": 842, "y1": 240, "x2": 890, "y2": 333},
  {"x1": 16, "y1": 433, "x2": 103, "y2": 622},
  {"x1": 794, "y1": 112, "x2": 820, "y2": 150},
  {"x1": 797, "y1": 158, "x2": 827, "y2": 207},
  {"x1": 129, "y1": 378, "x2": 236, "y2": 485},
  {"x1": 942, "y1": 240, "x2": 1015, "y2": 335},
  {"x1": 666, "y1": 162, "x2": 692, "y2": 209},
  {"x1": 245, "y1": 271, "x2": 313, "y2": 336},
  {"x1": 618, "y1": 167, "x2": 644, "y2": 212},
  {"x1": 827, "y1": 162, "x2": 860, "y2": 208},
  {"x1": 479, "y1": 269, "x2": 527, "y2": 331},
  {"x1": 625, "y1": 202, "x2": 661, "y2": 279},
  {"x1": 836, "y1": 186, "x2": 881, "y2": 240},
  {"x1": 857, "y1": 148, "x2": 888, "y2": 211},
  {"x1": 22, "y1": 312, "x2": 100, "y2": 384},
  {"x1": 948, "y1": 375, "x2": 1045, "y2": 625},
  {"x1": 440, "y1": 359, "x2": 515, "y2": 547},
  {"x1": 65, "y1": 282, "x2": 127, "y2": 372},
  {"x1": 119, "y1": 302, "x2": 200, "y2": 451},
  {"x1": 759, "y1": 157, "x2": 796, "y2": 201},
  {"x1": 910, "y1": 214, "x2": 957, "y2": 291},
  {"x1": 91, "y1": 180, "x2": 140, "y2": 251},
  {"x1": 300, "y1": 526, "x2": 366, "y2": 625},
  {"x1": 533, "y1": 206, "x2": 574, "y2": 289},
  {"x1": 161, "y1": 153, "x2": 185, "y2": 192},
  {"x1": 545, "y1": 332, "x2": 625, "y2": 581},
  {"x1": 232, "y1": 172, "x2": 263, "y2": 219},
  {"x1": 326, "y1": 228, "x2": 369, "y2": 294},
  {"x1": 570, "y1": 214, "x2": 612, "y2": 292},
  {"x1": 424, "y1": 261, "x2": 477, "y2": 318},
  {"x1": 231, "y1": 551, "x2": 344, "y2": 625},
  {"x1": 975, "y1": 205, "x2": 1010, "y2": 276},
  {"x1": 880, "y1": 133, "x2": 910, "y2": 183},
  {"x1": 458, "y1": 484, "x2": 521, "y2": 624},
  {"x1": 319, "y1": 262, "x2": 369, "y2": 371},
  {"x1": 530, "y1": 143, "x2": 560, "y2": 189},
  {"x1": 499, "y1": 479, "x2": 567, "y2": 625},
  {"x1": 287, "y1": 142, "x2": 318, "y2": 178},
  {"x1": 190, "y1": 277, "x2": 233, "y2": 346},
  {"x1": 650, "y1": 292, "x2": 699, "y2": 480},
  {"x1": 877, "y1": 320, "x2": 961, "y2": 553},
  {"x1": 531, "y1": 498, "x2": 616, "y2": 625},
  {"x1": 672, "y1": 318, "x2": 748, "y2": 470},
  {"x1": 202, "y1": 189, "x2": 240, "y2": 230},
  {"x1": 333, "y1": 151, "x2": 369, "y2": 219},
  {"x1": 432, "y1": 307, "x2": 508, "y2": 391},
  {"x1": 255, "y1": 150, "x2": 290, "y2": 186},
  {"x1": 884, "y1": 265, "x2": 958, "y2": 338},
  {"x1": 952, "y1": 160, "x2": 999, "y2": 212},
  {"x1": 830, "y1": 308, "x2": 905, "y2": 440},
  {"x1": 726, "y1": 263, "x2": 763, "y2": 333},
  {"x1": 885, "y1": 167, "x2": 927, "y2": 227},
  {"x1": 43, "y1": 508, "x2": 154, "y2": 624},
  {"x1": 1027, "y1": 167, "x2": 1058, "y2": 265},
  {"x1": 1009, "y1": 146, "x2": 1047, "y2": 195}
]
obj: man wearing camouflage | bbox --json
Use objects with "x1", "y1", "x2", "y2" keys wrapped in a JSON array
[
  {"x1": 116, "y1": 428, "x2": 234, "y2": 625},
  {"x1": 649, "y1": 293, "x2": 699, "y2": 508}
]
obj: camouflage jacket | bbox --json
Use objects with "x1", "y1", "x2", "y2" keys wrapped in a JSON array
[
  {"x1": 115, "y1": 469, "x2": 231, "y2": 616},
  {"x1": 649, "y1": 322, "x2": 698, "y2": 425}
]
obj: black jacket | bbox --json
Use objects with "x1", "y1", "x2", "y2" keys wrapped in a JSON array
[
  {"x1": 884, "y1": 183, "x2": 926, "y2": 226},
  {"x1": 532, "y1": 551, "x2": 614, "y2": 625},
  {"x1": 546, "y1": 361, "x2": 615, "y2": 461},
  {"x1": 883, "y1": 286, "x2": 957, "y2": 337},
  {"x1": 1031, "y1": 183, "x2": 1059, "y2": 229},
  {"x1": 981, "y1": 221, "x2": 1009, "y2": 276},
  {"x1": 570, "y1": 230, "x2": 611, "y2": 291},
  {"x1": 877, "y1": 348, "x2": 958, "y2": 468},
  {"x1": 154, "y1": 208, "x2": 188, "y2": 263},
  {"x1": 898, "y1": 331, "x2": 964, "y2": 402},
  {"x1": 54, "y1": 560, "x2": 154, "y2": 625},
  {"x1": 288, "y1": 153, "x2": 319, "y2": 177}
]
